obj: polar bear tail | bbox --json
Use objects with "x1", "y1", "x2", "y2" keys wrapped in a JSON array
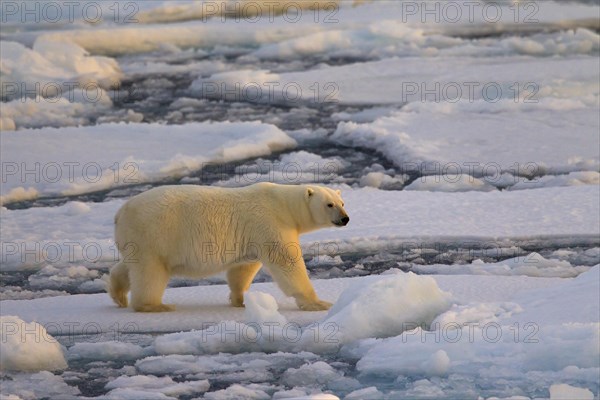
[{"x1": 107, "y1": 261, "x2": 130, "y2": 308}]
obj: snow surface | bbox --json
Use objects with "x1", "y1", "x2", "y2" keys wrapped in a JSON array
[
  {"x1": 6, "y1": 1, "x2": 597, "y2": 57},
  {"x1": 509, "y1": 171, "x2": 600, "y2": 191},
  {"x1": 549, "y1": 383, "x2": 594, "y2": 400},
  {"x1": 353, "y1": 267, "x2": 600, "y2": 398},
  {"x1": 3, "y1": 0, "x2": 597, "y2": 132},
  {"x1": 191, "y1": 52, "x2": 600, "y2": 186},
  {"x1": 104, "y1": 375, "x2": 210, "y2": 399},
  {"x1": 404, "y1": 173, "x2": 496, "y2": 192},
  {"x1": 0, "y1": 272, "x2": 562, "y2": 337},
  {"x1": 68, "y1": 341, "x2": 149, "y2": 362},
  {"x1": 358, "y1": 172, "x2": 407, "y2": 189},
  {"x1": 212, "y1": 151, "x2": 349, "y2": 187},
  {"x1": 2, "y1": 268, "x2": 598, "y2": 398},
  {"x1": 150, "y1": 273, "x2": 452, "y2": 356},
  {"x1": 316, "y1": 272, "x2": 451, "y2": 344},
  {"x1": 331, "y1": 96, "x2": 599, "y2": 176},
  {"x1": 0, "y1": 93, "x2": 117, "y2": 131},
  {"x1": 200, "y1": 55, "x2": 599, "y2": 105},
  {"x1": 0, "y1": 370, "x2": 80, "y2": 399},
  {"x1": 412, "y1": 252, "x2": 592, "y2": 278},
  {"x1": 0, "y1": 38, "x2": 121, "y2": 100},
  {"x1": 1, "y1": 121, "x2": 296, "y2": 203},
  {"x1": 0, "y1": 315, "x2": 67, "y2": 372}
]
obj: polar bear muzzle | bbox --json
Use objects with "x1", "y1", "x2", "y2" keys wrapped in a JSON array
[{"x1": 334, "y1": 214, "x2": 350, "y2": 226}]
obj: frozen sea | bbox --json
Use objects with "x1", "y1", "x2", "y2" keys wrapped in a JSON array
[{"x1": 1, "y1": 1, "x2": 599, "y2": 399}]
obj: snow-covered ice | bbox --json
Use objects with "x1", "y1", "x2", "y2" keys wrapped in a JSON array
[
  {"x1": 104, "y1": 375, "x2": 210, "y2": 399},
  {"x1": 0, "y1": 272, "x2": 560, "y2": 335},
  {"x1": 0, "y1": 38, "x2": 121, "y2": 99},
  {"x1": 412, "y1": 252, "x2": 592, "y2": 278},
  {"x1": 212, "y1": 151, "x2": 349, "y2": 187},
  {"x1": 315, "y1": 272, "x2": 451, "y2": 344},
  {"x1": 68, "y1": 341, "x2": 149, "y2": 363},
  {"x1": 353, "y1": 267, "x2": 600, "y2": 398},
  {"x1": 1, "y1": 0, "x2": 599, "y2": 398},
  {"x1": 549, "y1": 383, "x2": 595, "y2": 400},
  {"x1": 331, "y1": 96, "x2": 599, "y2": 177},
  {"x1": 0, "y1": 370, "x2": 80, "y2": 400},
  {"x1": 0, "y1": 315, "x2": 67, "y2": 372},
  {"x1": 1, "y1": 121, "x2": 296, "y2": 203},
  {"x1": 2, "y1": 268, "x2": 598, "y2": 398}
]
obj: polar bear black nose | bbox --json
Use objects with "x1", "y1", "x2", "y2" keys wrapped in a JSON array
[{"x1": 341, "y1": 216, "x2": 350, "y2": 225}]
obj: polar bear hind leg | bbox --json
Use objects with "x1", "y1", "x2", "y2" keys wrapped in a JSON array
[
  {"x1": 108, "y1": 261, "x2": 130, "y2": 308},
  {"x1": 128, "y1": 259, "x2": 174, "y2": 312},
  {"x1": 227, "y1": 262, "x2": 262, "y2": 307}
]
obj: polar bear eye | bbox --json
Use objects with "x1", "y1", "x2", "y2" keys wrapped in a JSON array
[{"x1": 327, "y1": 203, "x2": 334, "y2": 208}]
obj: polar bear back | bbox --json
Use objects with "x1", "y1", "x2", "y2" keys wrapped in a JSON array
[{"x1": 114, "y1": 183, "x2": 312, "y2": 276}]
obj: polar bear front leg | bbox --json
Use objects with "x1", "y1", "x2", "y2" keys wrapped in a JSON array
[
  {"x1": 265, "y1": 258, "x2": 332, "y2": 311},
  {"x1": 227, "y1": 262, "x2": 262, "y2": 307}
]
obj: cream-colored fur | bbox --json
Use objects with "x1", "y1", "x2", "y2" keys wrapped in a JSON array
[{"x1": 107, "y1": 183, "x2": 349, "y2": 312}]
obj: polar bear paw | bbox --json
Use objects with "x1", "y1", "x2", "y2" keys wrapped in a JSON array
[
  {"x1": 133, "y1": 303, "x2": 176, "y2": 312},
  {"x1": 229, "y1": 292, "x2": 245, "y2": 307},
  {"x1": 110, "y1": 291, "x2": 128, "y2": 308},
  {"x1": 299, "y1": 299, "x2": 333, "y2": 311}
]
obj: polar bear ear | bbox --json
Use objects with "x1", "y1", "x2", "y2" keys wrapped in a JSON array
[
  {"x1": 307, "y1": 188, "x2": 314, "y2": 198},
  {"x1": 336, "y1": 189, "x2": 341, "y2": 195}
]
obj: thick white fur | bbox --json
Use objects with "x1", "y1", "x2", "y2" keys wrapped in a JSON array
[{"x1": 107, "y1": 183, "x2": 349, "y2": 312}]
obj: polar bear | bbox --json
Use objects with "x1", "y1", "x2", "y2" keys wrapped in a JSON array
[{"x1": 107, "y1": 183, "x2": 349, "y2": 312}]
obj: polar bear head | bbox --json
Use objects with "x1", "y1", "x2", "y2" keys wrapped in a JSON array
[{"x1": 306, "y1": 186, "x2": 349, "y2": 228}]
